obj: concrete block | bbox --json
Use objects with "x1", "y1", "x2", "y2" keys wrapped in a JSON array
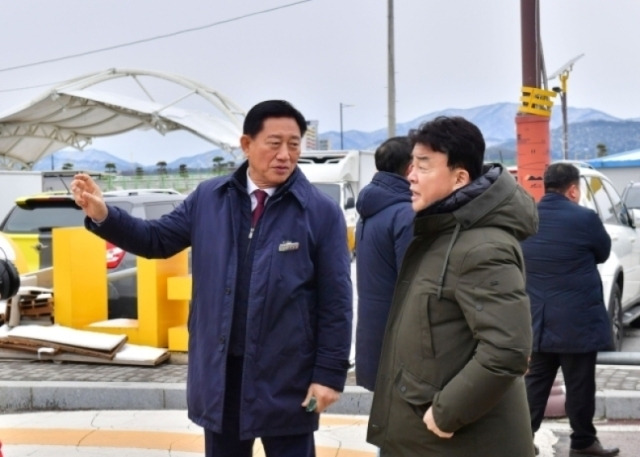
[
  {"x1": 600, "y1": 390, "x2": 640, "y2": 419},
  {"x1": 326, "y1": 386, "x2": 372, "y2": 415},
  {"x1": 163, "y1": 383, "x2": 187, "y2": 409},
  {"x1": 0, "y1": 382, "x2": 32, "y2": 412},
  {"x1": 30, "y1": 382, "x2": 164, "y2": 410}
]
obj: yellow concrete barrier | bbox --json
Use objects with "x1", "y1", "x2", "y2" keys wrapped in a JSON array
[
  {"x1": 89, "y1": 250, "x2": 189, "y2": 348},
  {"x1": 53, "y1": 227, "x2": 108, "y2": 328},
  {"x1": 52, "y1": 227, "x2": 191, "y2": 349}
]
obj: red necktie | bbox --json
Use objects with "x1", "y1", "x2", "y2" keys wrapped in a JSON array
[{"x1": 251, "y1": 190, "x2": 268, "y2": 227}]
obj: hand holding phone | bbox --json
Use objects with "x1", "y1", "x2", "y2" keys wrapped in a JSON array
[{"x1": 305, "y1": 396, "x2": 317, "y2": 412}]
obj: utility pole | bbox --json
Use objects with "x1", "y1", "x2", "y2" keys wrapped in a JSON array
[
  {"x1": 339, "y1": 102, "x2": 354, "y2": 149},
  {"x1": 387, "y1": 0, "x2": 396, "y2": 137},
  {"x1": 340, "y1": 102, "x2": 345, "y2": 149},
  {"x1": 550, "y1": 54, "x2": 585, "y2": 161},
  {"x1": 516, "y1": 0, "x2": 555, "y2": 202}
]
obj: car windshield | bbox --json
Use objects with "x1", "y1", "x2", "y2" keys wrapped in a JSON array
[
  {"x1": 2, "y1": 206, "x2": 86, "y2": 233},
  {"x1": 313, "y1": 183, "x2": 341, "y2": 204},
  {"x1": 624, "y1": 187, "x2": 640, "y2": 209}
]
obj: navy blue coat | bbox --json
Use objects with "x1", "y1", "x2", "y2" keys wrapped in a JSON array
[
  {"x1": 354, "y1": 171, "x2": 414, "y2": 390},
  {"x1": 521, "y1": 192, "x2": 612, "y2": 353},
  {"x1": 87, "y1": 163, "x2": 353, "y2": 439}
]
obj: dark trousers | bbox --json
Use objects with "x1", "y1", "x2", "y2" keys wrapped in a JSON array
[
  {"x1": 525, "y1": 351, "x2": 598, "y2": 450},
  {"x1": 204, "y1": 356, "x2": 315, "y2": 457}
]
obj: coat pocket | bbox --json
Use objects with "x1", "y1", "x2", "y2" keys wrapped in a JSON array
[{"x1": 395, "y1": 368, "x2": 441, "y2": 418}]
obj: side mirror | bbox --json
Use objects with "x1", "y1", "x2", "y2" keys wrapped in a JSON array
[{"x1": 345, "y1": 197, "x2": 355, "y2": 210}]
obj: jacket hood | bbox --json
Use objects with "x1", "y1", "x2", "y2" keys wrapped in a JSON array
[
  {"x1": 356, "y1": 171, "x2": 412, "y2": 219},
  {"x1": 415, "y1": 164, "x2": 538, "y2": 242}
]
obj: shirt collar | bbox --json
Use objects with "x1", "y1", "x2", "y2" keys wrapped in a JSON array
[{"x1": 247, "y1": 170, "x2": 276, "y2": 197}]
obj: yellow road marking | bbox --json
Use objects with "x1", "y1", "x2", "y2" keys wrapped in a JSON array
[{"x1": 0, "y1": 424, "x2": 375, "y2": 457}]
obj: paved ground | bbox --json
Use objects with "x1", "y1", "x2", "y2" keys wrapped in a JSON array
[
  {"x1": 3, "y1": 355, "x2": 640, "y2": 390},
  {"x1": 2, "y1": 356, "x2": 640, "y2": 419},
  {"x1": 2, "y1": 410, "x2": 639, "y2": 457},
  {"x1": 2, "y1": 357, "x2": 640, "y2": 456},
  {"x1": 0, "y1": 410, "x2": 378, "y2": 457}
]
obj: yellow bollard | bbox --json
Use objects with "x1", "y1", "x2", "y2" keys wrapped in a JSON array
[
  {"x1": 135, "y1": 251, "x2": 189, "y2": 347},
  {"x1": 53, "y1": 227, "x2": 108, "y2": 328},
  {"x1": 167, "y1": 275, "x2": 192, "y2": 351},
  {"x1": 89, "y1": 250, "x2": 189, "y2": 348}
]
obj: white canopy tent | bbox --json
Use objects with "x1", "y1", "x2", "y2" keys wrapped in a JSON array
[{"x1": 0, "y1": 68, "x2": 246, "y2": 169}]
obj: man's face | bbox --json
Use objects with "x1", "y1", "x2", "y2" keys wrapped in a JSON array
[
  {"x1": 408, "y1": 143, "x2": 470, "y2": 212},
  {"x1": 241, "y1": 117, "x2": 302, "y2": 188}
]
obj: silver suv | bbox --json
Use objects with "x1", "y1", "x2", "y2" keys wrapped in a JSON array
[{"x1": 0, "y1": 189, "x2": 185, "y2": 319}]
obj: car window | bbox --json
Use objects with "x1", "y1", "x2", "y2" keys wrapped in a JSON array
[
  {"x1": 144, "y1": 203, "x2": 177, "y2": 220},
  {"x1": 313, "y1": 183, "x2": 341, "y2": 205},
  {"x1": 109, "y1": 202, "x2": 134, "y2": 214},
  {"x1": 585, "y1": 176, "x2": 620, "y2": 225},
  {"x1": 579, "y1": 176, "x2": 598, "y2": 213},
  {"x1": 624, "y1": 186, "x2": 640, "y2": 209},
  {"x1": 1, "y1": 206, "x2": 85, "y2": 233},
  {"x1": 602, "y1": 178, "x2": 631, "y2": 226}
]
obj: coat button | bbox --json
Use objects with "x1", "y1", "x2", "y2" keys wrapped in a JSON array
[
  {"x1": 225, "y1": 288, "x2": 231, "y2": 295},
  {"x1": 475, "y1": 304, "x2": 483, "y2": 311},
  {"x1": 400, "y1": 385, "x2": 407, "y2": 392}
]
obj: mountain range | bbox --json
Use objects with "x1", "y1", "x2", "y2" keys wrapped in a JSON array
[{"x1": 33, "y1": 102, "x2": 640, "y2": 172}]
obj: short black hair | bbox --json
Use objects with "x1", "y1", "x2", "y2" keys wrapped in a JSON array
[
  {"x1": 544, "y1": 163, "x2": 580, "y2": 193},
  {"x1": 243, "y1": 100, "x2": 307, "y2": 138},
  {"x1": 408, "y1": 116, "x2": 485, "y2": 180},
  {"x1": 375, "y1": 136, "x2": 412, "y2": 176}
]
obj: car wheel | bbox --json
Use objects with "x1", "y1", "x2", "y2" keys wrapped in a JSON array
[{"x1": 608, "y1": 284, "x2": 623, "y2": 351}]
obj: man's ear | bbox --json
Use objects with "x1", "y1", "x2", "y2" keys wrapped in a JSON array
[
  {"x1": 240, "y1": 135, "x2": 251, "y2": 157},
  {"x1": 566, "y1": 183, "x2": 580, "y2": 202},
  {"x1": 453, "y1": 168, "x2": 471, "y2": 190}
]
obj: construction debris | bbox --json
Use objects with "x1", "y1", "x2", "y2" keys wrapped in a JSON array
[{"x1": 0, "y1": 324, "x2": 169, "y2": 366}]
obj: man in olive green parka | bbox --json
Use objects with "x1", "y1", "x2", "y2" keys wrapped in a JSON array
[{"x1": 367, "y1": 116, "x2": 538, "y2": 457}]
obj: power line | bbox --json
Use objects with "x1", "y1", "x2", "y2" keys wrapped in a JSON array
[{"x1": 0, "y1": 0, "x2": 311, "y2": 77}]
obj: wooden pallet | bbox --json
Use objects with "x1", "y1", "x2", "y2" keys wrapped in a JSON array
[{"x1": 5, "y1": 288, "x2": 54, "y2": 324}]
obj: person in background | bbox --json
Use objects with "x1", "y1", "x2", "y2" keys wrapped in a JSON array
[
  {"x1": 70, "y1": 100, "x2": 353, "y2": 457},
  {"x1": 355, "y1": 136, "x2": 414, "y2": 392},
  {"x1": 522, "y1": 162, "x2": 618, "y2": 457},
  {"x1": 367, "y1": 116, "x2": 538, "y2": 457}
]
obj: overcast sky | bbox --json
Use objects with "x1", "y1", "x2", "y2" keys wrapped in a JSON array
[{"x1": 2, "y1": 0, "x2": 639, "y2": 164}]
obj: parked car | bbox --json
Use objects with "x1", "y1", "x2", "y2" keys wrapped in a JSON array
[
  {"x1": 510, "y1": 163, "x2": 640, "y2": 350},
  {"x1": 621, "y1": 181, "x2": 640, "y2": 210},
  {"x1": 0, "y1": 189, "x2": 186, "y2": 319}
]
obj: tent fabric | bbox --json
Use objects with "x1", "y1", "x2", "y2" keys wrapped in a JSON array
[{"x1": 0, "y1": 69, "x2": 244, "y2": 169}]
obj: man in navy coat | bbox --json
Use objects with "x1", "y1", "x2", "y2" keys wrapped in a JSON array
[
  {"x1": 71, "y1": 100, "x2": 353, "y2": 457},
  {"x1": 354, "y1": 136, "x2": 413, "y2": 391},
  {"x1": 521, "y1": 162, "x2": 618, "y2": 457}
]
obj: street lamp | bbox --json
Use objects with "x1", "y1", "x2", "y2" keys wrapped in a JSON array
[
  {"x1": 548, "y1": 54, "x2": 584, "y2": 160},
  {"x1": 339, "y1": 102, "x2": 354, "y2": 150}
]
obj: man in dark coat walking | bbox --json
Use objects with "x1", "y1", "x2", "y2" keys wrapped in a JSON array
[
  {"x1": 355, "y1": 136, "x2": 414, "y2": 392},
  {"x1": 522, "y1": 162, "x2": 619, "y2": 457},
  {"x1": 71, "y1": 100, "x2": 353, "y2": 457}
]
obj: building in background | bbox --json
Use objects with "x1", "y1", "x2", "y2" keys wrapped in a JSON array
[{"x1": 304, "y1": 120, "x2": 319, "y2": 150}]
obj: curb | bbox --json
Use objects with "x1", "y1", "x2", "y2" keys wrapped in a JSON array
[
  {"x1": 0, "y1": 382, "x2": 374, "y2": 415},
  {"x1": 2, "y1": 382, "x2": 640, "y2": 419}
]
